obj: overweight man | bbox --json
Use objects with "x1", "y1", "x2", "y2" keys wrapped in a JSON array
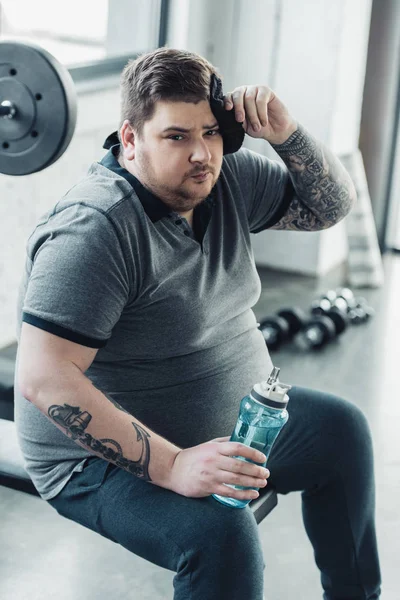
[{"x1": 15, "y1": 47, "x2": 381, "y2": 599}]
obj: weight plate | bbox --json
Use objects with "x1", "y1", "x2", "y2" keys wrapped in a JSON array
[
  {"x1": 326, "y1": 308, "x2": 348, "y2": 335},
  {"x1": 258, "y1": 316, "x2": 289, "y2": 349},
  {"x1": 322, "y1": 290, "x2": 337, "y2": 304},
  {"x1": 0, "y1": 41, "x2": 77, "y2": 175},
  {"x1": 277, "y1": 307, "x2": 307, "y2": 334},
  {"x1": 333, "y1": 297, "x2": 349, "y2": 313},
  {"x1": 336, "y1": 287, "x2": 354, "y2": 303},
  {"x1": 303, "y1": 316, "x2": 336, "y2": 348},
  {"x1": 0, "y1": 78, "x2": 35, "y2": 139}
]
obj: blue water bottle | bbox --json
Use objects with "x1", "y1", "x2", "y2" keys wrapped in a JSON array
[{"x1": 212, "y1": 366, "x2": 291, "y2": 508}]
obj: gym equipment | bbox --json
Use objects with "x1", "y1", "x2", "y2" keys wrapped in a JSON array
[
  {"x1": 313, "y1": 287, "x2": 375, "y2": 325},
  {"x1": 258, "y1": 307, "x2": 307, "y2": 351},
  {"x1": 0, "y1": 40, "x2": 77, "y2": 176},
  {"x1": 295, "y1": 308, "x2": 349, "y2": 350},
  {"x1": 336, "y1": 288, "x2": 375, "y2": 323},
  {"x1": 0, "y1": 354, "x2": 15, "y2": 421},
  {"x1": 0, "y1": 419, "x2": 39, "y2": 496},
  {"x1": 352, "y1": 297, "x2": 375, "y2": 323}
]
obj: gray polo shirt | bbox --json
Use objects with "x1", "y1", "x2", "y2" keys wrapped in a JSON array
[{"x1": 14, "y1": 145, "x2": 293, "y2": 500}]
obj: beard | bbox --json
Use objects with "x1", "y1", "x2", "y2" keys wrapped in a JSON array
[{"x1": 135, "y1": 150, "x2": 219, "y2": 213}]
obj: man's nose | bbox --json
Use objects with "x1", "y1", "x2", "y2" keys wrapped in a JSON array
[{"x1": 190, "y1": 138, "x2": 212, "y2": 164}]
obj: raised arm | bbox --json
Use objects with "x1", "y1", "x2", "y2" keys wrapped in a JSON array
[
  {"x1": 268, "y1": 125, "x2": 356, "y2": 231},
  {"x1": 224, "y1": 85, "x2": 357, "y2": 231}
]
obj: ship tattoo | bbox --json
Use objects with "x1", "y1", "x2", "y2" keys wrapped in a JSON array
[{"x1": 48, "y1": 403, "x2": 152, "y2": 481}]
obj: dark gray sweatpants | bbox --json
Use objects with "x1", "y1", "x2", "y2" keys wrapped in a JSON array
[{"x1": 48, "y1": 386, "x2": 382, "y2": 599}]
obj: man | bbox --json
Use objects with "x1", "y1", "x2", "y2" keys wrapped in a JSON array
[{"x1": 15, "y1": 48, "x2": 381, "y2": 599}]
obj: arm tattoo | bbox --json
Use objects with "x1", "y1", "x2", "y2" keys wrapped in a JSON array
[
  {"x1": 48, "y1": 403, "x2": 152, "y2": 481},
  {"x1": 270, "y1": 124, "x2": 356, "y2": 231}
]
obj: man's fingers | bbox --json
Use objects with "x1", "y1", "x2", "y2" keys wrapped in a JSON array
[
  {"x1": 224, "y1": 93, "x2": 233, "y2": 109},
  {"x1": 219, "y1": 441, "x2": 267, "y2": 464},
  {"x1": 218, "y1": 455, "x2": 270, "y2": 478},
  {"x1": 243, "y1": 86, "x2": 261, "y2": 131},
  {"x1": 231, "y1": 86, "x2": 247, "y2": 122},
  {"x1": 255, "y1": 87, "x2": 270, "y2": 127},
  {"x1": 226, "y1": 85, "x2": 273, "y2": 131}
]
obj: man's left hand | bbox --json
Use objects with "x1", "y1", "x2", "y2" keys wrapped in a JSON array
[{"x1": 224, "y1": 85, "x2": 297, "y2": 145}]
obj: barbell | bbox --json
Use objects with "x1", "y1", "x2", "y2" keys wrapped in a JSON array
[{"x1": 0, "y1": 40, "x2": 77, "y2": 176}]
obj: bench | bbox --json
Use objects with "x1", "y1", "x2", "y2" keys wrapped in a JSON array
[{"x1": 0, "y1": 417, "x2": 277, "y2": 522}]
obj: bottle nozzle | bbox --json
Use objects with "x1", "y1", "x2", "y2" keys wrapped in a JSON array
[
  {"x1": 253, "y1": 366, "x2": 291, "y2": 408},
  {"x1": 267, "y1": 367, "x2": 280, "y2": 385}
]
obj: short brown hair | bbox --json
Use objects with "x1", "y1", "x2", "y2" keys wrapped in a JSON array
[{"x1": 119, "y1": 47, "x2": 220, "y2": 136}]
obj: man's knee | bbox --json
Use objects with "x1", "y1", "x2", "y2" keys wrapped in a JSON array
[
  {"x1": 318, "y1": 395, "x2": 375, "y2": 477},
  {"x1": 327, "y1": 396, "x2": 372, "y2": 447},
  {"x1": 188, "y1": 499, "x2": 264, "y2": 564}
]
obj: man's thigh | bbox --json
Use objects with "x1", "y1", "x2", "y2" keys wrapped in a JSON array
[
  {"x1": 47, "y1": 456, "x2": 263, "y2": 573},
  {"x1": 266, "y1": 385, "x2": 371, "y2": 494}
]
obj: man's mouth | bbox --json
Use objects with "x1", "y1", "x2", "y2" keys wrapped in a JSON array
[{"x1": 190, "y1": 171, "x2": 210, "y2": 181}]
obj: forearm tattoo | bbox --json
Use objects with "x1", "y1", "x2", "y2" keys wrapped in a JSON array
[
  {"x1": 48, "y1": 403, "x2": 152, "y2": 481},
  {"x1": 270, "y1": 124, "x2": 356, "y2": 231}
]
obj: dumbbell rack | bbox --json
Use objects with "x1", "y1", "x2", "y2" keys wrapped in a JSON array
[{"x1": 258, "y1": 287, "x2": 374, "y2": 352}]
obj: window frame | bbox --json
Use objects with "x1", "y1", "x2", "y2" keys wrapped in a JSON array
[
  {"x1": 0, "y1": 0, "x2": 170, "y2": 85},
  {"x1": 69, "y1": 0, "x2": 169, "y2": 83}
]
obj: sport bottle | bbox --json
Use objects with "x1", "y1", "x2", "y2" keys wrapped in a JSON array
[{"x1": 212, "y1": 367, "x2": 291, "y2": 508}]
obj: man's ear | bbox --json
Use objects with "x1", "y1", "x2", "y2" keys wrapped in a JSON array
[{"x1": 119, "y1": 120, "x2": 136, "y2": 160}]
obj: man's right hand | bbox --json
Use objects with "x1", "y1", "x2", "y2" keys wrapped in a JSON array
[{"x1": 168, "y1": 436, "x2": 270, "y2": 500}]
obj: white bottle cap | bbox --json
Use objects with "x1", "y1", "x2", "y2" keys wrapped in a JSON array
[{"x1": 250, "y1": 367, "x2": 291, "y2": 409}]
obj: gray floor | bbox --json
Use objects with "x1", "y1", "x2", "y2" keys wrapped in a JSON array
[{"x1": 1, "y1": 252, "x2": 399, "y2": 600}]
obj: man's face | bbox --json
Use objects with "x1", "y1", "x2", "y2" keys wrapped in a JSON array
[{"x1": 126, "y1": 100, "x2": 224, "y2": 213}]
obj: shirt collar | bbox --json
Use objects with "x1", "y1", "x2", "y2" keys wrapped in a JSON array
[{"x1": 99, "y1": 144, "x2": 171, "y2": 223}]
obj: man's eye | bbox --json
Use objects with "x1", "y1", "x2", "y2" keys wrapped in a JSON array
[
  {"x1": 168, "y1": 135, "x2": 184, "y2": 141},
  {"x1": 207, "y1": 130, "x2": 220, "y2": 136}
]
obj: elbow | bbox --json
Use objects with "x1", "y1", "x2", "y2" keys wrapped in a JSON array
[
  {"x1": 326, "y1": 180, "x2": 357, "y2": 229},
  {"x1": 18, "y1": 376, "x2": 39, "y2": 404},
  {"x1": 17, "y1": 365, "x2": 44, "y2": 405}
]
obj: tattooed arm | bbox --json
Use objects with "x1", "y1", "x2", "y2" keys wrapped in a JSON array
[
  {"x1": 224, "y1": 85, "x2": 356, "y2": 231},
  {"x1": 269, "y1": 124, "x2": 357, "y2": 231},
  {"x1": 17, "y1": 322, "x2": 181, "y2": 488}
]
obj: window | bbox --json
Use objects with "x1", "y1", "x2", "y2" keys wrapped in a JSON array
[{"x1": 0, "y1": 0, "x2": 168, "y2": 75}]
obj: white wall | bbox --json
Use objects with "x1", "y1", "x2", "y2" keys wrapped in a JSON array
[
  {"x1": 167, "y1": 0, "x2": 373, "y2": 275},
  {"x1": 0, "y1": 83, "x2": 120, "y2": 347},
  {"x1": 106, "y1": 0, "x2": 162, "y2": 56}
]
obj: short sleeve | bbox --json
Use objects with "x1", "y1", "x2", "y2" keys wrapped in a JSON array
[
  {"x1": 22, "y1": 204, "x2": 130, "y2": 348},
  {"x1": 222, "y1": 147, "x2": 295, "y2": 233}
]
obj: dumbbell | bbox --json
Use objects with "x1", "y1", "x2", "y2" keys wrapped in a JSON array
[
  {"x1": 258, "y1": 307, "x2": 307, "y2": 351},
  {"x1": 311, "y1": 288, "x2": 351, "y2": 316},
  {"x1": 351, "y1": 296, "x2": 375, "y2": 323},
  {"x1": 313, "y1": 288, "x2": 374, "y2": 324},
  {"x1": 294, "y1": 307, "x2": 349, "y2": 350},
  {"x1": 336, "y1": 288, "x2": 375, "y2": 323}
]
